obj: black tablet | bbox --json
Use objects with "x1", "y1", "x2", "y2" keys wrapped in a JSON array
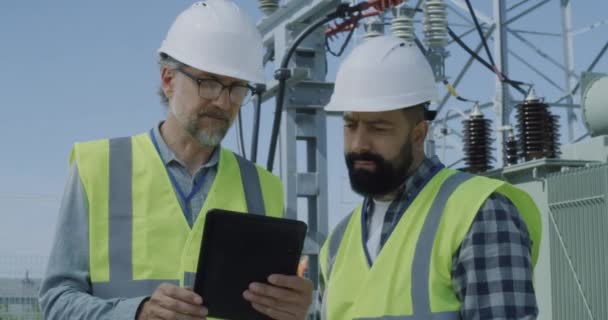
[{"x1": 194, "y1": 209, "x2": 308, "y2": 320}]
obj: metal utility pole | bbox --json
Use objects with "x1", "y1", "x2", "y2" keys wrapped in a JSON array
[
  {"x1": 560, "y1": 0, "x2": 577, "y2": 142},
  {"x1": 258, "y1": 1, "x2": 338, "y2": 314},
  {"x1": 493, "y1": 0, "x2": 510, "y2": 167}
]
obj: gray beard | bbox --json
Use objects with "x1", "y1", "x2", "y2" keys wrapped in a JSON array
[
  {"x1": 192, "y1": 129, "x2": 225, "y2": 147},
  {"x1": 170, "y1": 105, "x2": 230, "y2": 147}
]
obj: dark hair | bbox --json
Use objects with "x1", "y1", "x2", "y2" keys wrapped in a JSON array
[{"x1": 401, "y1": 102, "x2": 431, "y2": 125}]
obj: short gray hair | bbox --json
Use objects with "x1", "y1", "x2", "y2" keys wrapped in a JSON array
[{"x1": 157, "y1": 53, "x2": 186, "y2": 106}]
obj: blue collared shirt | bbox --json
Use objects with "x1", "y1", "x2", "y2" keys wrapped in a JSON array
[{"x1": 150, "y1": 123, "x2": 219, "y2": 225}]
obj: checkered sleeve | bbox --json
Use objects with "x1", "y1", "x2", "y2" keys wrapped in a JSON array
[{"x1": 452, "y1": 193, "x2": 538, "y2": 320}]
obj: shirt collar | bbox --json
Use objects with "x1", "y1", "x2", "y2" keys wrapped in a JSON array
[
  {"x1": 399, "y1": 155, "x2": 443, "y2": 195},
  {"x1": 151, "y1": 121, "x2": 220, "y2": 168},
  {"x1": 366, "y1": 155, "x2": 443, "y2": 210}
]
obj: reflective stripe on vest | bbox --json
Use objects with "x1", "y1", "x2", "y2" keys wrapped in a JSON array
[
  {"x1": 91, "y1": 137, "x2": 266, "y2": 298},
  {"x1": 324, "y1": 172, "x2": 473, "y2": 319},
  {"x1": 325, "y1": 211, "x2": 353, "y2": 280},
  {"x1": 353, "y1": 311, "x2": 460, "y2": 320},
  {"x1": 233, "y1": 152, "x2": 266, "y2": 215}
]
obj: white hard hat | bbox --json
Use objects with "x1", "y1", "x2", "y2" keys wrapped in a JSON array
[
  {"x1": 325, "y1": 35, "x2": 438, "y2": 112},
  {"x1": 158, "y1": 0, "x2": 265, "y2": 84}
]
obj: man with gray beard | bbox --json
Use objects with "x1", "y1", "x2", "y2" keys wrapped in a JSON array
[{"x1": 39, "y1": 1, "x2": 312, "y2": 319}]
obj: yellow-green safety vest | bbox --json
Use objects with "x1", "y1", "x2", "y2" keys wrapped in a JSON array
[
  {"x1": 70, "y1": 132, "x2": 284, "y2": 302},
  {"x1": 319, "y1": 169, "x2": 541, "y2": 320}
]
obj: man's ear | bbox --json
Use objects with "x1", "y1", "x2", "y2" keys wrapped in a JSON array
[
  {"x1": 412, "y1": 120, "x2": 429, "y2": 146},
  {"x1": 160, "y1": 66, "x2": 175, "y2": 100}
]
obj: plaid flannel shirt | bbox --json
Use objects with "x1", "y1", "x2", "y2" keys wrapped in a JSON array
[{"x1": 360, "y1": 156, "x2": 538, "y2": 319}]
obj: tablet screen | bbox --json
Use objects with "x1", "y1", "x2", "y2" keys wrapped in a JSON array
[{"x1": 194, "y1": 209, "x2": 307, "y2": 320}]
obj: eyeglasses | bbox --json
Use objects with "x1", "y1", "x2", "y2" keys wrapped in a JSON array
[{"x1": 176, "y1": 68, "x2": 254, "y2": 106}]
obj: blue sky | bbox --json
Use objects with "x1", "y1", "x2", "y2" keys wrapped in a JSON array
[{"x1": 1, "y1": 0, "x2": 607, "y2": 272}]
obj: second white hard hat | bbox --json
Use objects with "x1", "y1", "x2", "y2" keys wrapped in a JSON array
[
  {"x1": 158, "y1": 0, "x2": 265, "y2": 84},
  {"x1": 325, "y1": 35, "x2": 438, "y2": 112}
]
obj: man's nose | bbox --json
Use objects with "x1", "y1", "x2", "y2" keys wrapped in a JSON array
[
  {"x1": 212, "y1": 87, "x2": 233, "y2": 111},
  {"x1": 348, "y1": 127, "x2": 372, "y2": 154}
]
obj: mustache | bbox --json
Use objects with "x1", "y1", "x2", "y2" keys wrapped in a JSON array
[
  {"x1": 199, "y1": 109, "x2": 230, "y2": 121},
  {"x1": 345, "y1": 152, "x2": 385, "y2": 166}
]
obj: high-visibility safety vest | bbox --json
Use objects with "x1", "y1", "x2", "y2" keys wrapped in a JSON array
[
  {"x1": 70, "y1": 133, "x2": 284, "y2": 300},
  {"x1": 319, "y1": 169, "x2": 541, "y2": 320}
]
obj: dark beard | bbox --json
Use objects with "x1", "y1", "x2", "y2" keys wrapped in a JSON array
[{"x1": 345, "y1": 141, "x2": 413, "y2": 198}]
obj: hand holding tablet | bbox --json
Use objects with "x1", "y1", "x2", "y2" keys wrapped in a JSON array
[{"x1": 243, "y1": 273, "x2": 313, "y2": 320}]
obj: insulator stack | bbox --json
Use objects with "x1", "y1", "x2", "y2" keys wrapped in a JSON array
[
  {"x1": 258, "y1": 0, "x2": 279, "y2": 15},
  {"x1": 516, "y1": 100, "x2": 547, "y2": 161},
  {"x1": 423, "y1": 0, "x2": 448, "y2": 48},
  {"x1": 391, "y1": 7, "x2": 416, "y2": 42},
  {"x1": 544, "y1": 115, "x2": 561, "y2": 158},
  {"x1": 363, "y1": 15, "x2": 385, "y2": 39},
  {"x1": 504, "y1": 132, "x2": 518, "y2": 166},
  {"x1": 463, "y1": 110, "x2": 493, "y2": 173},
  {"x1": 516, "y1": 91, "x2": 560, "y2": 161}
]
